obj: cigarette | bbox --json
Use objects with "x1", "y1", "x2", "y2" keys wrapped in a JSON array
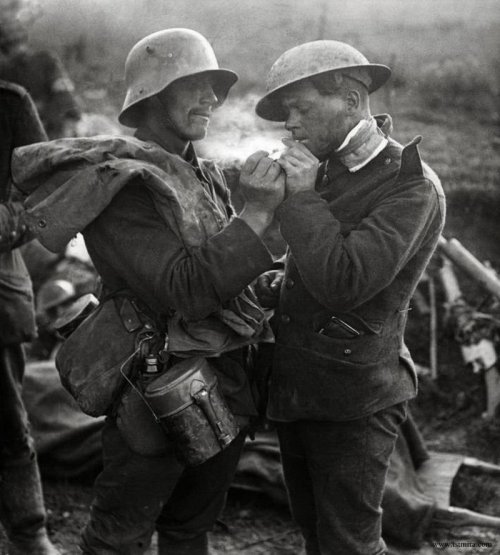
[{"x1": 269, "y1": 145, "x2": 287, "y2": 160}]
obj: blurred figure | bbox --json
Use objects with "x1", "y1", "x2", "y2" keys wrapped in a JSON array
[
  {"x1": 25, "y1": 236, "x2": 98, "y2": 361},
  {"x1": 0, "y1": 2, "x2": 82, "y2": 138},
  {"x1": 0, "y1": 80, "x2": 60, "y2": 554},
  {"x1": 31, "y1": 279, "x2": 76, "y2": 360}
]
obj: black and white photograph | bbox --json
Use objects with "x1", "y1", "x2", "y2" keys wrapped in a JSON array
[{"x1": 0, "y1": 1, "x2": 499, "y2": 553}]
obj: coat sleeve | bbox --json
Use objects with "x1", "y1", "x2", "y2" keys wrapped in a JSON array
[
  {"x1": 0, "y1": 90, "x2": 47, "y2": 252},
  {"x1": 84, "y1": 183, "x2": 274, "y2": 319},
  {"x1": 276, "y1": 175, "x2": 444, "y2": 311},
  {"x1": 0, "y1": 201, "x2": 29, "y2": 252}
]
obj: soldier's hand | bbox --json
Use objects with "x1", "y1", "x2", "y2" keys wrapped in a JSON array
[
  {"x1": 277, "y1": 138, "x2": 319, "y2": 196},
  {"x1": 240, "y1": 151, "x2": 285, "y2": 212},
  {"x1": 238, "y1": 151, "x2": 285, "y2": 237},
  {"x1": 255, "y1": 270, "x2": 284, "y2": 308}
]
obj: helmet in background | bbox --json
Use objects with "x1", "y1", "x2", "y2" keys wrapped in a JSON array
[{"x1": 36, "y1": 279, "x2": 75, "y2": 315}]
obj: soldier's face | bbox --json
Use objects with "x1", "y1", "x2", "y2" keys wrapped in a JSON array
[
  {"x1": 158, "y1": 75, "x2": 218, "y2": 141},
  {"x1": 280, "y1": 80, "x2": 351, "y2": 159}
]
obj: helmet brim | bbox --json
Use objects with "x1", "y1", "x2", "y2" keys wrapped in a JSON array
[
  {"x1": 119, "y1": 68, "x2": 238, "y2": 128},
  {"x1": 255, "y1": 64, "x2": 391, "y2": 122}
]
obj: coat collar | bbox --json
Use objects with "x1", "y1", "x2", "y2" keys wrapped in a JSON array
[{"x1": 134, "y1": 127, "x2": 211, "y2": 182}]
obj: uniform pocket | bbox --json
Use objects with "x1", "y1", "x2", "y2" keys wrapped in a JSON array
[{"x1": 297, "y1": 327, "x2": 388, "y2": 367}]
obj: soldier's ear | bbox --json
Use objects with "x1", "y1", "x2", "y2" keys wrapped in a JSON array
[{"x1": 346, "y1": 89, "x2": 360, "y2": 112}]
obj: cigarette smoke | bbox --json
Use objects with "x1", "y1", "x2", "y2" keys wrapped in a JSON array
[{"x1": 199, "y1": 92, "x2": 285, "y2": 168}]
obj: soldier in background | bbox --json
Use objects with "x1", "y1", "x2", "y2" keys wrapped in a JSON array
[
  {"x1": 0, "y1": 4, "x2": 82, "y2": 138},
  {"x1": 0, "y1": 81, "x2": 60, "y2": 555}
]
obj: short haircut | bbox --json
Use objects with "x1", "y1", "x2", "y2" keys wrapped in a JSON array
[{"x1": 310, "y1": 71, "x2": 370, "y2": 98}]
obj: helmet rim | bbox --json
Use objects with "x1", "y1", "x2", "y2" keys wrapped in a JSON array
[
  {"x1": 255, "y1": 40, "x2": 391, "y2": 121},
  {"x1": 256, "y1": 64, "x2": 391, "y2": 122},
  {"x1": 119, "y1": 68, "x2": 238, "y2": 128}
]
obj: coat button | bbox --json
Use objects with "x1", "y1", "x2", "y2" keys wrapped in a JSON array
[
  {"x1": 38, "y1": 218, "x2": 47, "y2": 228},
  {"x1": 344, "y1": 348, "x2": 352, "y2": 355},
  {"x1": 285, "y1": 278, "x2": 295, "y2": 289},
  {"x1": 280, "y1": 314, "x2": 291, "y2": 324},
  {"x1": 384, "y1": 158, "x2": 391, "y2": 165},
  {"x1": 10, "y1": 230, "x2": 17, "y2": 239}
]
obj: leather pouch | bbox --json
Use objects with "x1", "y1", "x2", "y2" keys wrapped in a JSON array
[{"x1": 55, "y1": 295, "x2": 156, "y2": 417}]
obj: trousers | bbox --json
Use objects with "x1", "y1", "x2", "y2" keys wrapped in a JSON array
[
  {"x1": 277, "y1": 401, "x2": 407, "y2": 555},
  {"x1": 0, "y1": 344, "x2": 36, "y2": 466},
  {"x1": 81, "y1": 418, "x2": 246, "y2": 554}
]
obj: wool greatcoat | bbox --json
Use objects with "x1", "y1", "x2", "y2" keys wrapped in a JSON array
[
  {"x1": 268, "y1": 115, "x2": 445, "y2": 555},
  {"x1": 268, "y1": 117, "x2": 446, "y2": 422}
]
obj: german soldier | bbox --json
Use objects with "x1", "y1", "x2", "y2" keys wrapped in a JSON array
[{"x1": 12, "y1": 28, "x2": 284, "y2": 555}]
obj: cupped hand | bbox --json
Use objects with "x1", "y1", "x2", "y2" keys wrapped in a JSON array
[
  {"x1": 277, "y1": 138, "x2": 319, "y2": 196},
  {"x1": 239, "y1": 151, "x2": 286, "y2": 213}
]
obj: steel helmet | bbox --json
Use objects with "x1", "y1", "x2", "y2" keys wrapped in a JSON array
[
  {"x1": 256, "y1": 40, "x2": 391, "y2": 121},
  {"x1": 119, "y1": 28, "x2": 238, "y2": 128},
  {"x1": 36, "y1": 279, "x2": 76, "y2": 313}
]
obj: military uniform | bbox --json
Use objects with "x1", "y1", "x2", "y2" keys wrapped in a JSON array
[
  {"x1": 268, "y1": 116, "x2": 445, "y2": 555},
  {"x1": 10, "y1": 128, "x2": 275, "y2": 554},
  {"x1": 0, "y1": 81, "x2": 60, "y2": 555},
  {"x1": 76, "y1": 129, "x2": 274, "y2": 554}
]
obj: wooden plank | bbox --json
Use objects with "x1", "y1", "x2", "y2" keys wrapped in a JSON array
[{"x1": 416, "y1": 451, "x2": 465, "y2": 508}]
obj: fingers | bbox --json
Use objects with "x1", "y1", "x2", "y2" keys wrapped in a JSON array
[
  {"x1": 257, "y1": 273, "x2": 272, "y2": 289},
  {"x1": 281, "y1": 139, "x2": 318, "y2": 163},
  {"x1": 241, "y1": 150, "x2": 269, "y2": 175},
  {"x1": 270, "y1": 273, "x2": 282, "y2": 290},
  {"x1": 241, "y1": 152, "x2": 284, "y2": 182},
  {"x1": 276, "y1": 156, "x2": 300, "y2": 170},
  {"x1": 275, "y1": 157, "x2": 302, "y2": 179},
  {"x1": 255, "y1": 271, "x2": 283, "y2": 308},
  {"x1": 253, "y1": 156, "x2": 274, "y2": 178},
  {"x1": 264, "y1": 160, "x2": 282, "y2": 180}
]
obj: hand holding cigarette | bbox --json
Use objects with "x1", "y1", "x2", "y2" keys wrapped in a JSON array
[
  {"x1": 238, "y1": 150, "x2": 286, "y2": 236},
  {"x1": 276, "y1": 138, "x2": 320, "y2": 196}
]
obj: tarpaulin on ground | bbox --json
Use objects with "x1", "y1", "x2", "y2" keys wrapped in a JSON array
[{"x1": 22, "y1": 359, "x2": 435, "y2": 548}]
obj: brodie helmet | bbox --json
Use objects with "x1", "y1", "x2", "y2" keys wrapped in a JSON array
[{"x1": 256, "y1": 40, "x2": 391, "y2": 121}]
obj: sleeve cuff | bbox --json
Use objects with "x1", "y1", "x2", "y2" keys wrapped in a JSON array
[
  {"x1": 203, "y1": 217, "x2": 275, "y2": 299},
  {"x1": 225, "y1": 216, "x2": 275, "y2": 268}
]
